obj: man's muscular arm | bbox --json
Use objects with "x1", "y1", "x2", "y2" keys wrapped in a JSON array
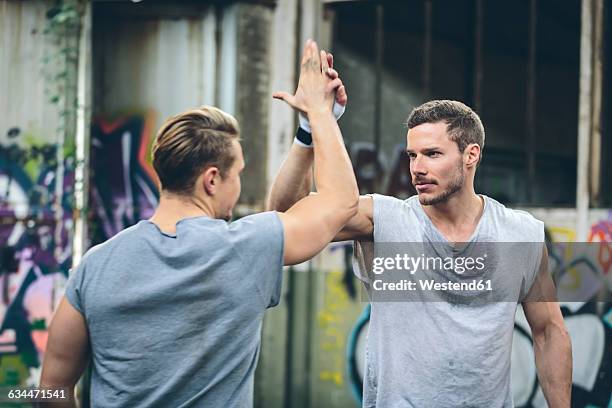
[
  {"x1": 267, "y1": 58, "x2": 373, "y2": 241},
  {"x1": 266, "y1": 143, "x2": 313, "y2": 213},
  {"x1": 266, "y1": 150, "x2": 374, "y2": 241},
  {"x1": 523, "y1": 246, "x2": 572, "y2": 408}
]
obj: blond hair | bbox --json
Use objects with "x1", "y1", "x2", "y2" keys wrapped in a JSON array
[{"x1": 152, "y1": 106, "x2": 240, "y2": 194}]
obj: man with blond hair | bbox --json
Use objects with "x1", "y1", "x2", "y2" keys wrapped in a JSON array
[{"x1": 41, "y1": 40, "x2": 357, "y2": 407}]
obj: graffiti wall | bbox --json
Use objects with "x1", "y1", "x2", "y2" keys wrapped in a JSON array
[
  {"x1": 0, "y1": 127, "x2": 75, "y2": 387},
  {"x1": 0, "y1": 112, "x2": 159, "y2": 389},
  {"x1": 89, "y1": 114, "x2": 158, "y2": 246}
]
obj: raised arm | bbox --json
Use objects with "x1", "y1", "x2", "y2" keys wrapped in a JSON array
[
  {"x1": 266, "y1": 142, "x2": 314, "y2": 213},
  {"x1": 272, "y1": 40, "x2": 359, "y2": 265},
  {"x1": 522, "y1": 246, "x2": 572, "y2": 408},
  {"x1": 268, "y1": 50, "x2": 373, "y2": 243}
]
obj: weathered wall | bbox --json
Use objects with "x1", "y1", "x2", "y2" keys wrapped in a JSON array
[
  {"x1": 234, "y1": 3, "x2": 274, "y2": 206},
  {"x1": 92, "y1": 1, "x2": 273, "y2": 210},
  {"x1": 0, "y1": 0, "x2": 79, "y2": 388}
]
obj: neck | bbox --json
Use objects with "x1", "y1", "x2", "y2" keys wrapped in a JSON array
[{"x1": 149, "y1": 191, "x2": 215, "y2": 233}]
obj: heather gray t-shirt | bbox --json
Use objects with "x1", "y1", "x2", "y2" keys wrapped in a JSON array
[
  {"x1": 65, "y1": 212, "x2": 284, "y2": 407},
  {"x1": 354, "y1": 194, "x2": 544, "y2": 408}
]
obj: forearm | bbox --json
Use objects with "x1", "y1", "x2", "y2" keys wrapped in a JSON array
[
  {"x1": 267, "y1": 142, "x2": 314, "y2": 212},
  {"x1": 309, "y1": 110, "x2": 358, "y2": 209},
  {"x1": 533, "y1": 319, "x2": 572, "y2": 407}
]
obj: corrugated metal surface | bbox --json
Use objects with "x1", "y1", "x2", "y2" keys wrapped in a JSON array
[{"x1": 92, "y1": 3, "x2": 219, "y2": 127}]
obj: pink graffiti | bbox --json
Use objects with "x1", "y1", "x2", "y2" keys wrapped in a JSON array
[{"x1": 588, "y1": 216, "x2": 612, "y2": 275}]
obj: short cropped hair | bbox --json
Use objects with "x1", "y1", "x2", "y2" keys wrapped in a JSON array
[
  {"x1": 152, "y1": 106, "x2": 240, "y2": 194},
  {"x1": 406, "y1": 100, "x2": 485, "y2": 154}
]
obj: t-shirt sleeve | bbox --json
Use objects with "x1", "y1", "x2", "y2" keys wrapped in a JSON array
[
  {"x1": 232, "y1": 211, "x2": 285, "y2": 308},
  {"x1": 353, "y1": 194, "x2": 401, "y2": 284},
  {"x1": 519, "y1": 218, "x2": 546, "y2": 302},
  {"x1": 64, "y1": 260, "x2": 86, "y2": 315}
]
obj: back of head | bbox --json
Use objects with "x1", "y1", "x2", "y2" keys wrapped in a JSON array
[
  {"x1": 152, "y1": 106, "x2": 240, "y2": 195},
  {"x1": 406, "y1": 100, "x2": 485, "y2": 155}
]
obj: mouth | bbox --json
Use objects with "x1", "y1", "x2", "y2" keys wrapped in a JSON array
[{"x1": 414, "y1": 182, "x2": 436, "y2": 192}]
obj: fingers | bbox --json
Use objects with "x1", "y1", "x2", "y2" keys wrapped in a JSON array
[
  {"x1": 311, "y1": 41, "x2": 321, "y2": 72},
  {"x1": 325, "y1": 78, "x2": 343, "y2": 94},
  {"x1": 336, "y1": 85, "x2": 347, "y2": 106},
  {"x1": 272, "y1": 91, "x2": 297, "y2": 107},
  {"x1": 301, "y1": 39, "x2": 322, "y2": 74},
  {"x1": 326, "y1": 68, "x2": 339, "y2": 79},
  {"x1": 327, "y1": 52, "x2": 334, "y2": 69},
  {"x1": 300, "y1": 39, "x2": 312, "y2": 66},
  {"x1": 320, "y1": 50, "x2": 330, "y2": 74}
]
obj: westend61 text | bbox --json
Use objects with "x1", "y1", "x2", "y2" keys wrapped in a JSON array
[{"x1": 373, "y1": 279, "x2": 493, "y2": 292}]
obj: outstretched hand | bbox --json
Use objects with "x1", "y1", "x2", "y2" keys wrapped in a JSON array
[{"x1": 273, "y1": 40, "x2": 346, "y2": 116}]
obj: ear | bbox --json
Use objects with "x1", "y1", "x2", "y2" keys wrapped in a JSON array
[
  {"x1": 202, "y1": 166, "x2": 221, "y2": 195},
  {"x1": 465, "y1": 144, "x2": 481, "y2": 168}
]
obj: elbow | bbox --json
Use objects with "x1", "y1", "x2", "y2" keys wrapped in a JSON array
[
  {"x1": 347, "y1": 194, "x2": 359, "y2": 218},
  {"x1": 340, "y1": 179, "x2": 360, "y2": 219},
  {"x1": 336, "y1": 194, "x2": 359, "y2": 222},
  {"x1": 265, "y1": 194, "x2": 286, "y2": 213}
]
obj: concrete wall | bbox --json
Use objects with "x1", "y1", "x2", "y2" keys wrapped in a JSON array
[
  {"x1": 1, "y1": 0, "x2": 62, "y2": 147},
  {"x1": 92, "y1": 1, "x2": 274, "y2": 211},
  {"x1": 0, "y1": 0, "x2": 79, "y2": 388}
]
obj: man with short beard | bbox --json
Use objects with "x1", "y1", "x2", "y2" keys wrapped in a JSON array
[{"x1": 267, "y1": 100, "x2": 572, "y2": 407}]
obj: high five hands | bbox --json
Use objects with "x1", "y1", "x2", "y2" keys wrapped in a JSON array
[{"x1": 273, "y1": 39, "x2": 347, "y2": 119}]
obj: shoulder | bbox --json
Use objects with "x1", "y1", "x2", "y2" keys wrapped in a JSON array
[
  {"x1": 227, "y1": 211, "x2": 284, "y2": 244},
  {"x1": 369, "y1": 193, "x2": 419, "y2": 214},
  {"x1": 80, "y1": 222, "x2": 143, "y2": 265},
  {"x1": 228, "y1": 211, "x2": 282, "y2": 232},
  {"x1": 484, "y1": 196, "x2": 544, "y2": 242}
]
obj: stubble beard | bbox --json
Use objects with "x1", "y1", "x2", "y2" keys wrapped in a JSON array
[{"x1": 418, "y1": 160, "x2": 465, "y2": 206}]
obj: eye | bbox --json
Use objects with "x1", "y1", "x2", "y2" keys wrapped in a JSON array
[
  {"x1": 428, "y1": 151, "x2": 441, "y2": 157},
  {"x1": 407, "y1": 153, "x2": 416, "y2": 160}
]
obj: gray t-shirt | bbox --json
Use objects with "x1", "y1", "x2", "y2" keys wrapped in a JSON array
[
  {"x1": 65, "y1": 212, "x2": 284, "y2": 407},
  {"x1": 354, "y1": 194, "x2": 544, "y2": 408}
]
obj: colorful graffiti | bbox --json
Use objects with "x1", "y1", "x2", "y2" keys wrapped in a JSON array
[
  {"x1": 0, "y1": 113, "x2": 159, "y2": 388},
  {"x1": 0, "y1": 126, "x2": 74, "y2": 387},
  {"x1": 89, "y1": 114, "x2": 159, "y2": 246},
  {"x1": 510, "y1": 226, "x2": 612, "y2": 407},
  {"x1": 588, "y1": 212, "x2": 612, "y2": 277}
]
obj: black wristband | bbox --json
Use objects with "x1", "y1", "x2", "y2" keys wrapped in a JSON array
[{"x1": 296, "y1": 127, "x2": 312, "y2": 146}]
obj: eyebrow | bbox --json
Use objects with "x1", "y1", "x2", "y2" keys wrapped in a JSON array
[{"x1": 406, "y1": 147, "x2": 443, "y2": 154}]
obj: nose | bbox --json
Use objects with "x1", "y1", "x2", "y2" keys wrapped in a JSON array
[{"x1": 410, "y1": 154, "x2": 427, "y2": 176}]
